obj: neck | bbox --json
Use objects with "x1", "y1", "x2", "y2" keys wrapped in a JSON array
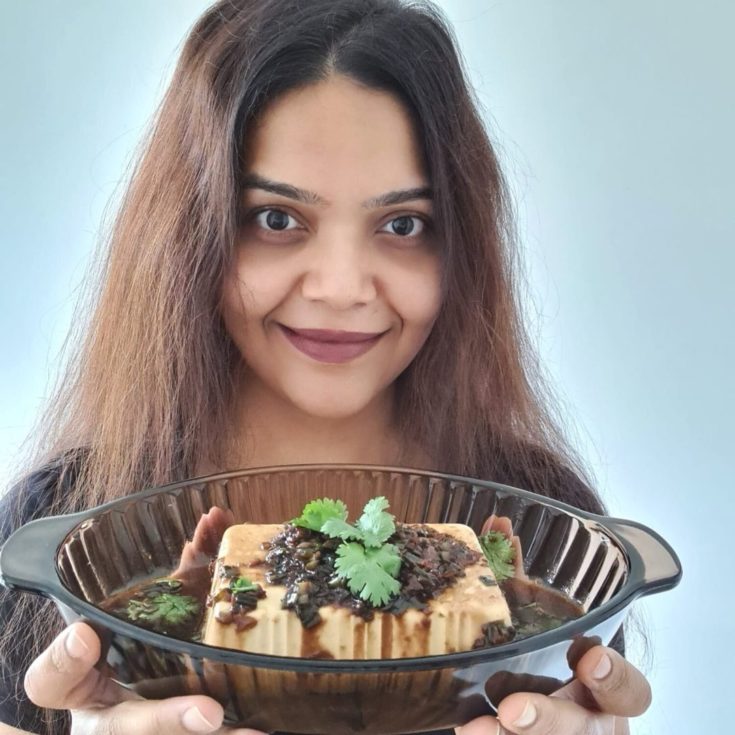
[{"x1": 218, "y1": 374, "x2": 423, "y2": 471}]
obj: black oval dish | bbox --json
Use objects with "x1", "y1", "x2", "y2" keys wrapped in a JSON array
[{"x1": 0, "y1": 465, "x2": 681, "y2": 734}]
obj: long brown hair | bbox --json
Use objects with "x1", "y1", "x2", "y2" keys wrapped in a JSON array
[{"x1": 3, "y1": 1, "x2": 615, "y2": 732}]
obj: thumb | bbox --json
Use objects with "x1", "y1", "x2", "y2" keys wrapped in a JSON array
[
  {"x1": 77, "y1": 694, "x2": 267, "y2": 735},
  {"x1": 24, "y1": 621, "x2": 124, "y2": 710}
]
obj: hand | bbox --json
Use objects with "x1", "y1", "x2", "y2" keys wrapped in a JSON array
[
  {"x1": 456, "y1": 644, "x2": 651, "y2": 734},
  {"x1": 480, "y1": 514, "x2": 527, "y2": 580},
  {"x1": 173, "y1": 506, "x2": 234, "y2": 589},
  {"x1": 23, "y1": 620, "x2": 266, "y2": 735}
]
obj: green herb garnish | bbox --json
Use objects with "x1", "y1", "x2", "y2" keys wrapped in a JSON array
[
  {"x1": 334, "y1": 541, "x2": 401, "y2": 606},
  {"x1": 291, "y1": 497, "x2": 349, "y2": 531},
  {"x1": 478, "y1": 530, "x2": 515, "y2": 582},
  {"x1": 354, "y1": 496, "x2": 397, "y2": 547},
  {"x1": 125, "y1": 592, "x2": 200, "y2": 626},
  {"x1": 322, "y1": 496, "x2": 396, "y2": 548},
  {"x1": 292, "y1": 496, "x2": 402, "y2": 606},
  {"x1": 230, "y1": 575, "x2": 258, "y2": 593}
]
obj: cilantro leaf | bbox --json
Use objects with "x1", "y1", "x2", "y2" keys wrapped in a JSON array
[
  {"x1": 290, "y1": 495, "x2": 403, "y2": 608},
  {"x1": 155, "y1": 594, "x2": 200, "y2": 625},
  {"x1": 355, "y1": 496, "x2": 395, "y2": 547},
  {"x1": 291, "y1": 498, "x2": 348, "y2": 531},
  {"x1": 320, "y1": 517, "x2": 364, "y2": 542},
  {"x1": 370, "y1": 542, "x2": 402, "y2": 577},
  {"x1": 478, "y1": 530, "x2": 515, "y2": 582},
  {"x1": 334, "y1": 542, "x2": 401, "y2": 606},
  {"x1": 126, "y1": 593, "x2": 200, "y2": 626},
  {"x1": 230, "y1": 576, "x2": 258, "y2": 593}
]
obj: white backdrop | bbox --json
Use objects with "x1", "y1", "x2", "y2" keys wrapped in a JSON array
[{"x1": 2, "y1": 2, "x2": 731, "y2": 733}]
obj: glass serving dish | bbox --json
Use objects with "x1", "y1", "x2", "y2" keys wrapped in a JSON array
[{"x1": 0, "y1": 465, "x2": 681, "y2": 734}]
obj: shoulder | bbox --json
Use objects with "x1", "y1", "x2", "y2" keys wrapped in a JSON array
[{"x1": 0, "y1": 449, "x2": 87, "y2": 546}]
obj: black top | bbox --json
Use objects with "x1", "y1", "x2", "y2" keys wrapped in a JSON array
[
  {"x1": 0, "y1": 457, "x2": 625, "y2": 734},
  {"x1": 0, "y1": 457, "x2": 82, "y2": 734}
]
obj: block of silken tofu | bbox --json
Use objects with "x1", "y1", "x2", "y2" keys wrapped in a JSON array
[{"x1": 202, "y1": 523, "x2": 513, "y2": 659}]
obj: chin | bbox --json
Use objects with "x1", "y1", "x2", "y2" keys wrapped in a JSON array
[
  {"x1": 285, "y1": 386, "x2": 382, "y2": 422},
  {"x1": 293, "y1": 397, "x2": 374, "y2": 421}
]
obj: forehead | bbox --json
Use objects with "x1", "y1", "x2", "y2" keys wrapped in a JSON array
[{"x1": 242, "y1": 75, "x2": 429, "y2": 201}]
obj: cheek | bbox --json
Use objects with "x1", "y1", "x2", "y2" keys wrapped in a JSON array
[
  {"x1": 222, "y1": 252, "x2": 292, "y2": 322},
  {"x1": 389, "y1": 259, "x2": 443, "y2": 331}
]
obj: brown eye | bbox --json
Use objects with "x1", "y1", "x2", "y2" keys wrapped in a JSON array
[
  {"x1": 253, "y1": 208, "x2": 299, "y2": 232},
  {"x1": 380, "y1": 215, "x2": 427, "y2": 237}
]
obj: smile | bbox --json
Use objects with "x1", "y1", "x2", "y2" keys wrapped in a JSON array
[{"x1": 277, "y1": 324, "x2": 387, "y2": 364}]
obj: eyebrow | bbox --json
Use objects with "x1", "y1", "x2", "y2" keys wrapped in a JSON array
[{"x1": 241, "y1": 172, "x2": 433, "y2": 209}]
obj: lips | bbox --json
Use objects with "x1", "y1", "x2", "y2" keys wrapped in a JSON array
[{"x1": 278, "y1": 324, "x2": 387, "y2": 363}]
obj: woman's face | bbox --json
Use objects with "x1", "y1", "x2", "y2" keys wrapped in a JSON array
[{"x1": 222, "y1": 75, "x2": 442, "y2": 420}]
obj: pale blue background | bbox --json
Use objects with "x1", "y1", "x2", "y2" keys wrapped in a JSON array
[{"x1": 1, "y1": 2, "x2": 732, "y2": 732}]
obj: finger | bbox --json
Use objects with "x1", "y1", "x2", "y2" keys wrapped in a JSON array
[
  {"x1": 22, "y1": 624, "x2": 266, "y2": 735},
  {"x1": 482, "y1": 514, "x2": 513, "y2": 537},
  {"x1": 455, "y1": 714, "x2": 501, "y2": 735},
  {"x1": 509, "y1": 534, "x2": 526, "y2": 579},
  {"x1": 191, "y1": 507, "x2": 231, "y2": 557},
  {"x1": 178, "y1": 508, "x2": 234, "y2": 575},
  {"x1": 575, "y1": 645, "x2": 652, "y2": 717},
  {"x1": 497, "y1": 693, "x2": 615, "y2": 735},
  {"x1": 24, "y1": 621, "x2": 127, "y2": 710},
  {"x1": 78, "y1": 694, "x2": 265, "y2": 735},
  {"x1": 481, "y1": 514, "x2": 527, "y2": 580},
  {"x1": 187, "y1": 509, "x2": 218, "y2": 563},
  {"x1": 481, "y1": 514, "x2": 498, "y2": 535},
  {"x1": 208, "y1": 506, "x2": 235, "y2": 540},
  {"x1": 0, "y1": 722, "x2": 38, "y2": 734}
]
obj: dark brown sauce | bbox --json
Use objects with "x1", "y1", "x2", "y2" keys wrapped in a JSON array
[
  {"x1": 102, "y1": 573, "x2": 582, "y2": 652},
  {"x1": 352, "y1": 618, "x2": 365, "y2": 659},
  {"x1": 502, "y1": 578, "x2": 584, "y2": 639},
  {"x1": 101, "y1": 576, "x2": 207, "y2": 641},
  {"x1": 264, "y1": 523, "x2": 480, "y2": 629},
  {"x1": 101, "y1": 538, "x2": 584, "y2": 655},
  {"x1": 380, "y1": 610, "x2": 393, "y2": 659}
]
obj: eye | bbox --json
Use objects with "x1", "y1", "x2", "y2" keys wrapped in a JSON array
[
  {"x1": 379, "y1": 215, "x2": 429, "y2": 238},
  {"x1": 250, "y1": 208, "x2": 301, "y2": 233}
]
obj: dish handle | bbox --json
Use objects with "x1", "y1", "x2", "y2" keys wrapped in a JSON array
[
  {"x1": 0, "y1": 511, "x2": 92, "y2": 596},
  {"x1": 603, "y1": 517, "x2": 683, "y2": 593}
]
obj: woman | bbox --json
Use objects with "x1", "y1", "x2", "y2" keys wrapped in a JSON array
[{"x1": 0, "y1": 1, "x2": 651, "y2": 734}]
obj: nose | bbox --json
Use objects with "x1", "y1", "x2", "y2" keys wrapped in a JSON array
[{"x1": 300, "y1": 234, "x2": 377, "y2": 309}]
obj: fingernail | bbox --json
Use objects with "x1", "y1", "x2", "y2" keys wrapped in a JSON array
[
  {"x1": 64, "y1": 629, "x2": 89, "y2": 659},
  {"x1": 592, "y1": 652, "x2": 612, "y2": 680},
  {"x1": 512, "y1": 700, "x2": 537, "y2": 729},
  {"x1": 181, "y1": 706, "x2": 217, "y2": 733}
]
